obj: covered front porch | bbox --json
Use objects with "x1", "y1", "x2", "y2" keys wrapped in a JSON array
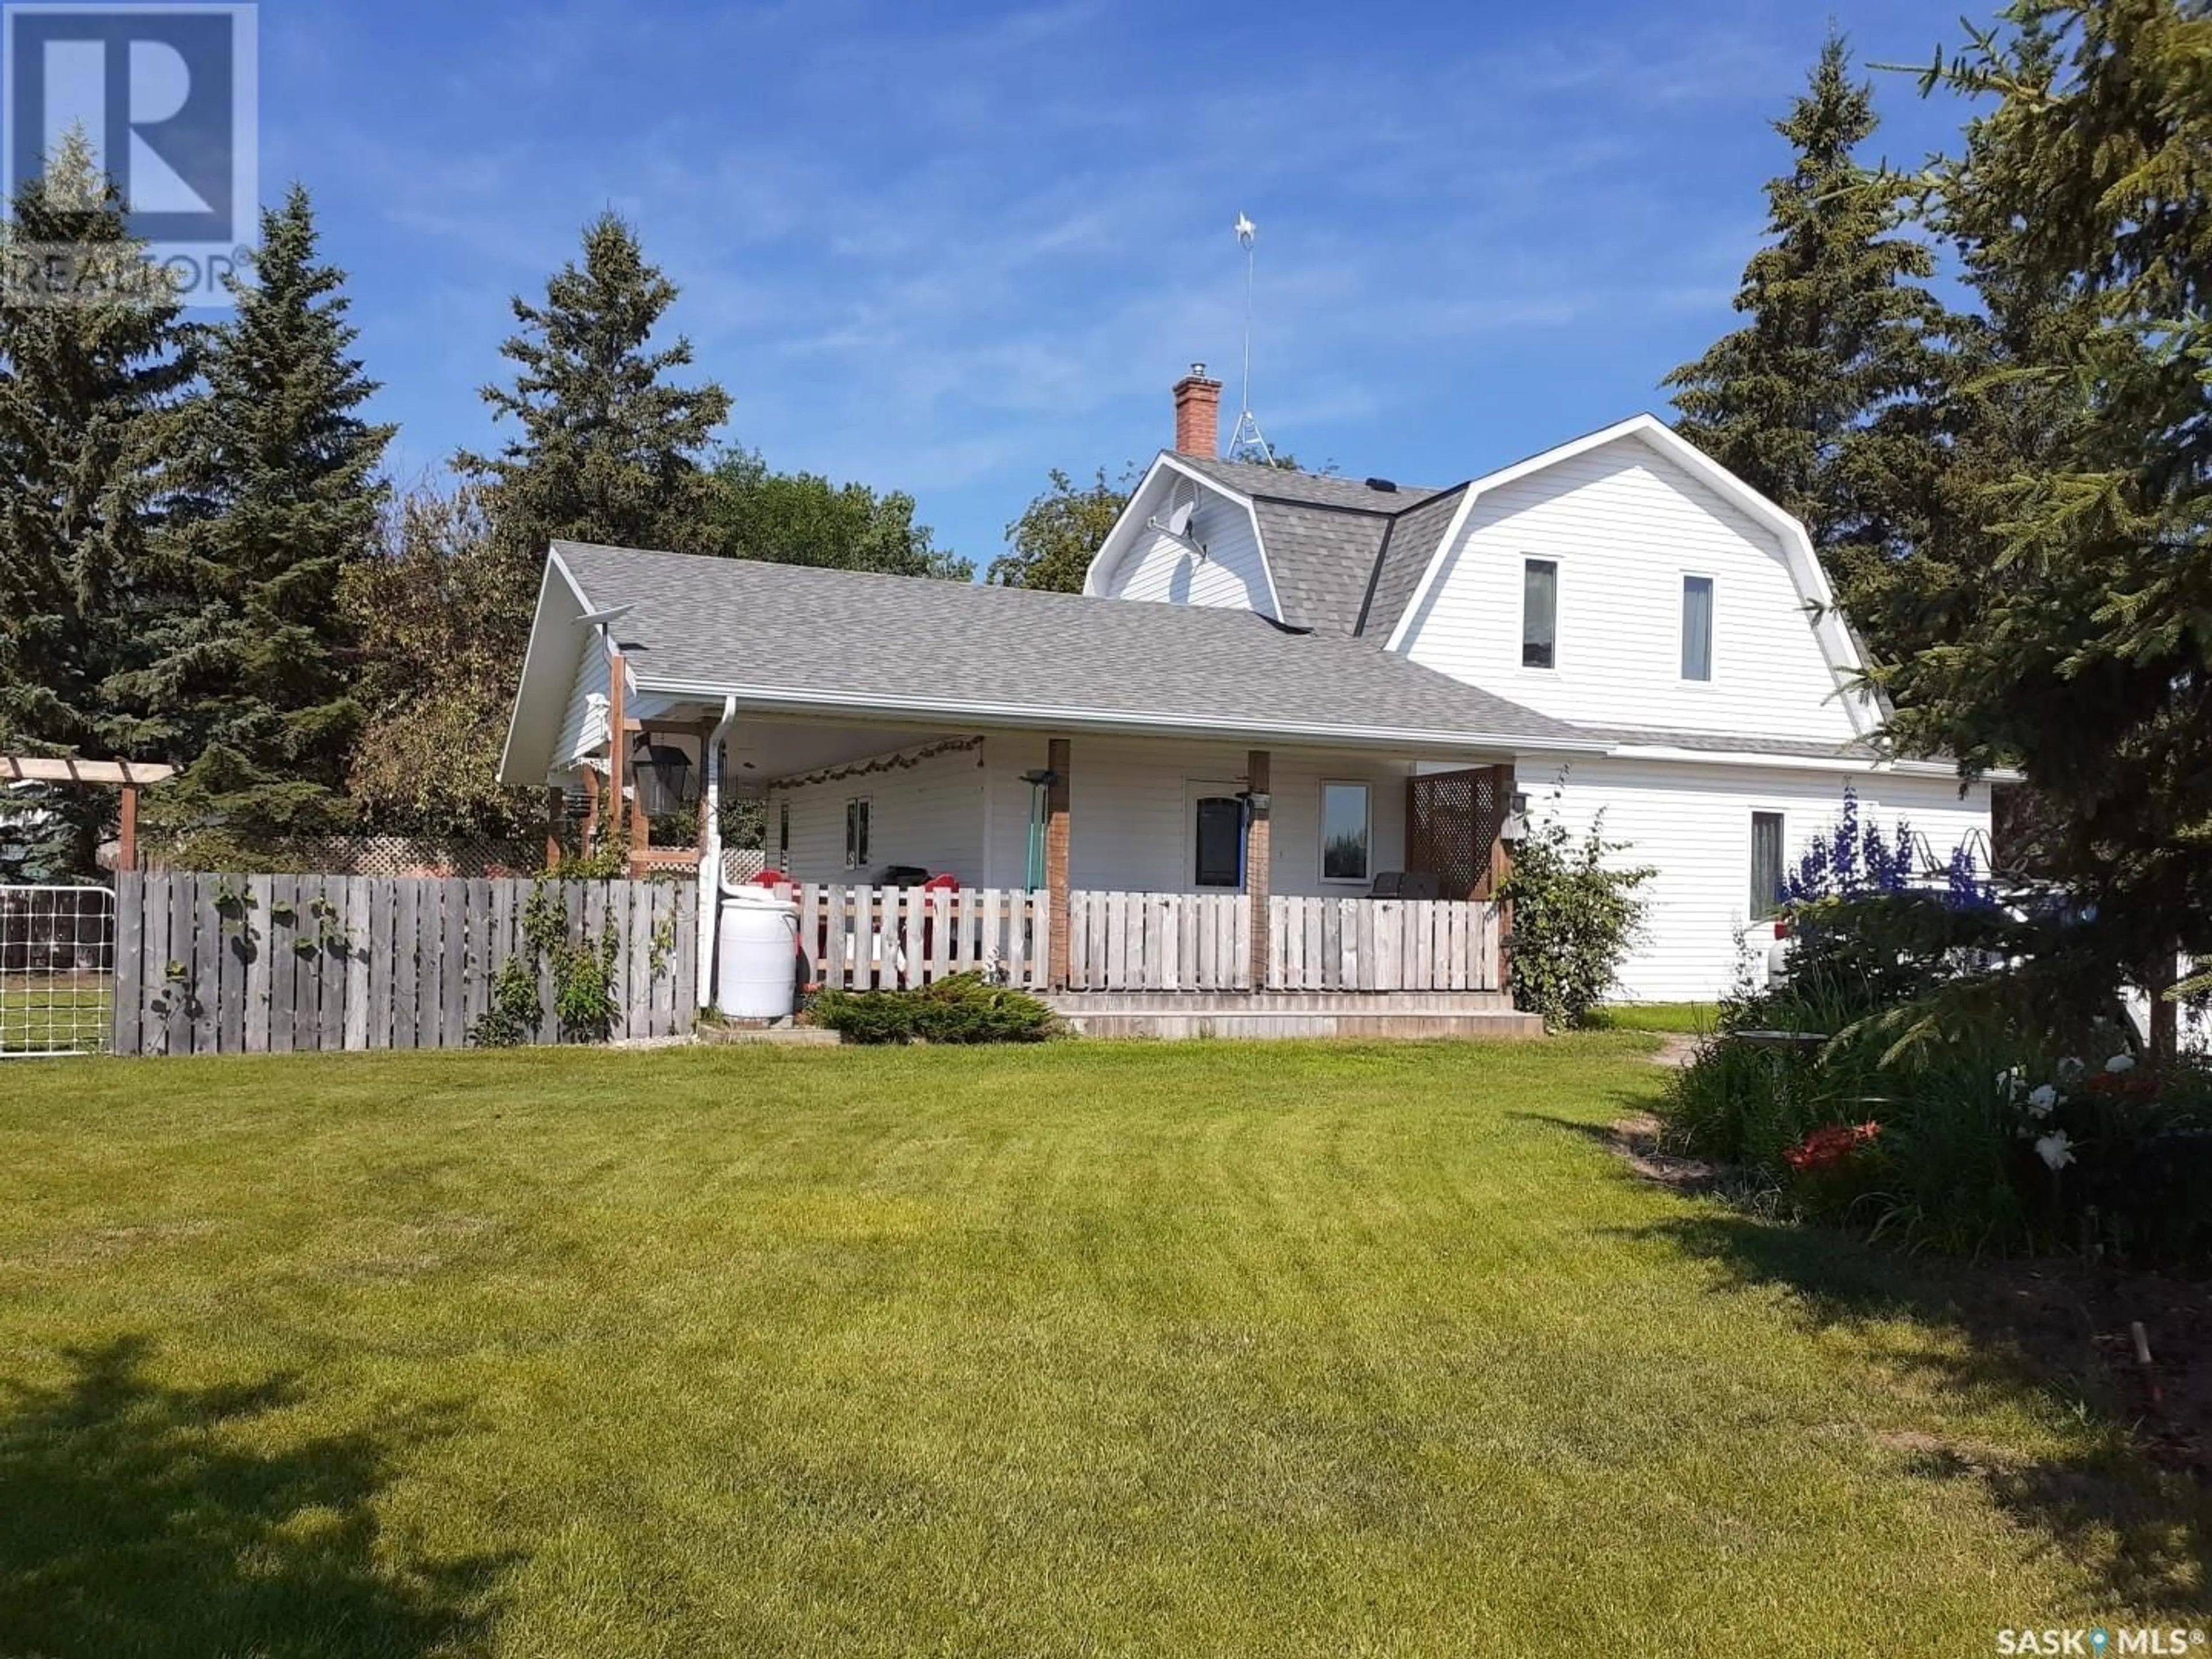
[
  {"x1": 558, "y1": 697, "x2": 1532, "y2": 1016},
  {"x1": 500, "y1": 543, "x2": 1604, "y2": 1035}
]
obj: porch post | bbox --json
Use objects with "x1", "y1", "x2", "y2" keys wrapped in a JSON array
[
  {"x1": 1488, "y1": 763, "x2": 1516, "y2": 991},
  {"x1": 626, "y1": 725, "x2": 651, "y2": 869},
  {"x1": 1246, "y1": 749, "x2": 1271, "y2": 991},
  {"x1": 118, "y1": 782, "x2": 138, "y2": 874},
  {"x1": 579, "y1": 767, "x2": 603, "y2": 855},
  {"x1": 1047, "y1": 738, "x2": 1071, "y2": 990},
  {"x1": 606, "y1": 649, "x2": 628, "y2": 859}
]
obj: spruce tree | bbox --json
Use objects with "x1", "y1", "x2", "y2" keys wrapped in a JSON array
[
  {"x1": 345, "y1": 217, "x2": 727, "y2": 840},
  {"x1": 1662, "y1": 30, "x2": 1947, "y2": 658},
  {"x1": 0, "y1": 131, "x2": 192, "y2": 867},
  {"x1": 459, "y1": 211, "x2": 730, "y2": 607},
  {"x1": 1880, "y1": 0, "x2": 2212, "y2": 1039},
  {"x1": 118, "y1": 185, "x2": 393, "y2": 842}
]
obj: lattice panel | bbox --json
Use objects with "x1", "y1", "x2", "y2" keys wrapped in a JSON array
[{"x1": 1406, "y1": 768, "x2": 1510, "y2": 901}]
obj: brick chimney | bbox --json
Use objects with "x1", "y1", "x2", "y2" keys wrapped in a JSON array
[{"x1": 1173, "y1": 362, "x2": 1223, "y2": 457}]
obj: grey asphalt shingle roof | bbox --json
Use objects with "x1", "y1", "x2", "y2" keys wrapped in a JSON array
[
  {"x1": 1170, "y1": 454, "x2": 1455, "y2": 637},
  {"x1": 1358, "y1": 484, "x2": 1467, "y2": 641},
  {"x1": 1251, "y1": 500, "x2": 1390, "y2": 641},
  {"x1": 556, "y1": 541, "x2": 1593, "y2": 749},
  {"x1": 1579, "y1": 726, "x2": 1885, "y2": 760},
  {"x1": 1175, "y1": 454, "x2": 1446, "y2": 512}
]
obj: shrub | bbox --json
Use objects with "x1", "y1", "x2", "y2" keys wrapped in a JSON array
[
  {"x1": 1658, "y1": 785, "x2": 2212, "y2": 1264},
  {"x1": 1498, "y1": 796, "x2": 1654, "y2": 1031},
  {"x1": 814, "y1": 974, "x2": 1060, "y2": 1046}
]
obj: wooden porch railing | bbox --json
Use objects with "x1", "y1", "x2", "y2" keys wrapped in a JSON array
[
  {"x1": 775, "y1": 886, "x2": 1506, "y2": 997},
  {"x1": 1266, "y1": 895, "x2": 1503, "y2": 993},
  {"x1": 1063, "y1": 891, "x2": 1506, "y2": 994},
  {"x1": 1067, "y1": 892, "x2": 1252, "y2": 992},
  {"x1": 791, "y1": 885, "x2": 1050, "y2": 991}
]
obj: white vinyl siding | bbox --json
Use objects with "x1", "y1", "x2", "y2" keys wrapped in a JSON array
[
  {"x1": 981, "y1": 736, "x2": 1421, "y2": 897},
  {"x1": 552, "y1": 636, "x2": 612, "y2": 767},
  {"x1": 1520, "y1": 757, "x2": 1994, "y2": 1002},
  {"x1": 1097, "y1": 480, "x2": 1275, "y2": 618},
  {"x1": 764, "y1": 745, "x2": 988, "y2": 886},
  {"x1": 1400, "y1": 435, "x2": 1859, "y2": 743},
  {"x1": 764, "y1": 733, "x2": 1431, "y2": 897}
]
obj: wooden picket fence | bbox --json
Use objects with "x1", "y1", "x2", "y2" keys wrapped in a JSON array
[
  {"x1": 793, "y1": 884, "x2": 1049, "y2": 991},
  {"x1": 112, "y1": 872, "x2": 696, "y2": 1056},
  {"x1": 1267, "y1": 895, "x2": 1503, "y2": 993}
]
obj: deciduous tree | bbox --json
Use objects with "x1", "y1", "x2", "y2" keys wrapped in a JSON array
[
  {"x1": 988, "y1": 467, "x2": 1133, "y2": 592},
  {"x1": 707, "y1": 448, "x2": 969, "y2": 579}
]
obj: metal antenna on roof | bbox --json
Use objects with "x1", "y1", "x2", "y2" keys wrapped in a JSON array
[{"x1": 1227, "y1": 213, "x2": 1277, "y2": 466}]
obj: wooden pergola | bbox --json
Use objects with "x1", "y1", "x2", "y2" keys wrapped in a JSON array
[{"x1": 1, "y1": 755, "x2": 176, "y2": 872}]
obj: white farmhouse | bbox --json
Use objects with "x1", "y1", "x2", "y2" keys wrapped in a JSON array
[
  {"x1": 1085, "y1": 369, "x2": 1993, "y2": 1002},
  {"x1": 498, "y1": 369, "x2": 1993, "y2": 1029}
]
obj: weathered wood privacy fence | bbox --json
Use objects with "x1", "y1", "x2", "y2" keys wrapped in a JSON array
[
  {"x1": 113, "y1": 873, "x2": 696, "y2": 1055},
  {"x1": 1065, "y1": 892, "x2": 1506, "y2": 994},
  {"x1": 792, "y1": 885, "x2": 1050, "y2": 991}
]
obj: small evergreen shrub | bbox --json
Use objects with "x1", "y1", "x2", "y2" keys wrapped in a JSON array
[{"x1": 814, "y1": 974, "x2": 1060, "y2": 1045}]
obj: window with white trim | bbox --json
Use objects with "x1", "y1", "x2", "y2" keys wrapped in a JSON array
[
  {"x1": 1321, "y1": 782, "x2": 1372, "y2": 883},
  {"x1": 1681, "y1": 574, "x2": 1714, "y2": 681},
  {"x1": 844, "y1": 797, "x2": 870, "y2": 870},
  {"x1": 1522, "y1": 558, "x2": 1558, "y2": 669},
  {"x1": 1751, "y1": 811, "x2": 1785, "y2": 919}
]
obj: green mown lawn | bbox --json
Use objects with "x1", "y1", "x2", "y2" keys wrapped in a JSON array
[
  {"x1": 1, "y1": 1039, "x2": 2202, "y2": 1655},
  {"x1": 1594, "y1": 1001, "x2": 1718, "y2": 1034}
]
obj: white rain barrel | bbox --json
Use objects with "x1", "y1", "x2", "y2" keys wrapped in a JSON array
[{"x1": 716, "y1": 887, "x2": 800, "y2": 1018}]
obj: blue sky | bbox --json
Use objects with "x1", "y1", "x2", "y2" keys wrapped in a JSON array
[{"x1": 255, "y1": 0, "x2": 1981, "y2": 567}]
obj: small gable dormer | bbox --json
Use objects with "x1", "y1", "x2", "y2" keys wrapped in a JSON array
[{"x1": 1086, "y1": 455, "x2": 1280, "y2": 619}]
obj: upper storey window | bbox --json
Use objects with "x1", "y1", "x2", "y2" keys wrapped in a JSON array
[
  {"x1": 1682, "y1": 575, "x2": 1714, "y2": 681},
  {"x1": 1522, "y1": 559, "x2": 1558, "y2": 669}
]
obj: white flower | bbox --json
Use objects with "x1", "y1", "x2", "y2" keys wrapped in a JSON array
[
  {"x1": 2056, "y1": 1057, "x2": 2085, "y2": 1085},
  {"x1": 2026, "y1": 1084, "x2": 2058, "y2": 1118},
  {"x1": 2035, "y1": 1131, "x2": 2077, "y2": 1171},
  {"x1": 2105, "y1": 1053, "x2": 2137, "y2": 1074},
  {"x1": 1995, "y1": 1066, "x2": 2025, "y2": 1100}
]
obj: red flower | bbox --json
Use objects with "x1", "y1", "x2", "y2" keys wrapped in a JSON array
[
  {"x1": 2085, "y1": 1071, "x2": 2161, "y2": 1101},
  {"x1": 1783, "y1": 1121, "x2": 1881, "y2": 1174}
]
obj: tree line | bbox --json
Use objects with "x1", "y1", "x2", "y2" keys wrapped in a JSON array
[{"x1": 0, "y1": 136, "x2": 1021, "y2": 865}]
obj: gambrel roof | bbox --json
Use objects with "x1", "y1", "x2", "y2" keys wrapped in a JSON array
[{"x1": 1099, "y1": 454, "x2": 1468, "y2": 641}]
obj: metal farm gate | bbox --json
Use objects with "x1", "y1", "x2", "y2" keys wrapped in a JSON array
[{"x1": 0, "y1": 884, "x2": 116, "y2": 1058}]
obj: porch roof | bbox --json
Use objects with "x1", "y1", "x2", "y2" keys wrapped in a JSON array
[{"x1": 514, "y1": 542, "x2": 1597, "y2": 775}]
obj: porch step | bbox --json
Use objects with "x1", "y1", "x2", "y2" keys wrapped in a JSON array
[
  {"x1": 1044, "y1": 992, "x2": 1539, "y2": 1041},
  {"x1": 1050, "y1": 991, "x2": 1517, "y2": 1015}
]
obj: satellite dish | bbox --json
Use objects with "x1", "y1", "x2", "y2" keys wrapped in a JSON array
[{"x1": 1166, "y1": 499, "x2": 1195, "y2": 539}]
